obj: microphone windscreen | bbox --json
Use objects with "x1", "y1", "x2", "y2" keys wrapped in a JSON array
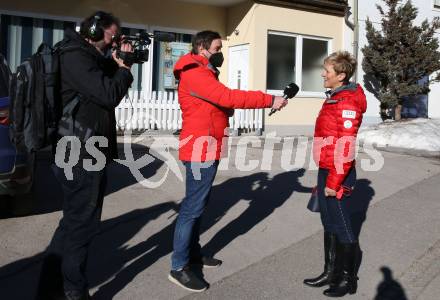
[{"x1": 284, "y1": 83, "x2": 299, "y2": 99}]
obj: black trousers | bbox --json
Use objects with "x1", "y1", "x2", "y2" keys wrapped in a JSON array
[{"x1": 46, "y1": 164, "x2": 107, "y2": 293}]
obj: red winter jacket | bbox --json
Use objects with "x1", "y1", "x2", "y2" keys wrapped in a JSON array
[
  {"x1": 174, "y1": 53, "x2": 273, "y2": 161},
  {"x1": 313, "y1": 83, "x2": 367, "y2": 193}
]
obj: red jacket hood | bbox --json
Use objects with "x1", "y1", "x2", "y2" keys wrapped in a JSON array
[{"x1": 174, "y1": 53, "x2": 209, "y2": 80}]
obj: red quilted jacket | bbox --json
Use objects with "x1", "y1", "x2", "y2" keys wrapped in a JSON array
[
  {"x1": 174, "y1": 53, "x2": 273, "y2": 161},
  {"x1": 313, "y1": 83, "x2": 367, "y2": 192}
]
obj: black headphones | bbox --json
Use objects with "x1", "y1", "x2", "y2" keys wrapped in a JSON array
[{"x1": 88, "y1": 13, "x2": 104, "y2": 41}]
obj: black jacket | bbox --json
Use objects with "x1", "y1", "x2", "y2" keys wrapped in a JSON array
[{"x1": 59, "y1": 28, "x2": 133, "y2": 160}]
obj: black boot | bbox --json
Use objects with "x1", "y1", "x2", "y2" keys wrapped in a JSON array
[
  {"x1": 304, "y1": 232, "x2": 340, "y2": 287},
  {"x1": 323, "y1": 242, "x2": 359, "y2": 297}
]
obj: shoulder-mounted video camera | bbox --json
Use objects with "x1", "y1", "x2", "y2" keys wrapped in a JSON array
[{"x1": 115, "y1": 31, "x2": 175, "y2": 65}]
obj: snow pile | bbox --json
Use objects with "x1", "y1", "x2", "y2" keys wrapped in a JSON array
[{"x1": 358, "y1": 118, "x2": 440, "y2": 152}]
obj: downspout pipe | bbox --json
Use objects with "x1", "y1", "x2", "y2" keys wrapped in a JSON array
[{"x1": 345, "y1": 0, "x2": 359, "y2": 82}]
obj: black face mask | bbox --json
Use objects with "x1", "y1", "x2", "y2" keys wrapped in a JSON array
[{"x1": 209, "y1": 52, "x2": 224, "y2": 68}]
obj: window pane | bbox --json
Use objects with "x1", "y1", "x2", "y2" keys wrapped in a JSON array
[
  {"x1": 0, "y1": 14, "x2": 74, "y2": 72},
  {"x1": 302, "y1": 38, "x2": 327, "y2": 92},
  {"x1": 21, "y1": 17, "x2": 33, "y2": 61},
  {"x1": 267, "y1": 34, "x2": 295, "y2": 90},
  {"x1": 153, "y1": 31, "x2": 193, "y2": 92}
]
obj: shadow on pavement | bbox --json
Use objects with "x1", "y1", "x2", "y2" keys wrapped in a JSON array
[
  {"x1": 374, "y1": 266, "x2": 408, "y2": 300},
  {"x1": 348, "y1": 178, "x2": 375, "y2": 239},
  {"x1": 5, "y1": 143, "x2": 165, "y2": 217},
  {"x1": 92, "y1": 169, "x2": 310, "y2": 299},
  {"x1": 0, "y1": 201, "x2": 178, "y2": 299},
  {"x1": 203, "y1": 169, "x2": 311, "y2": 256},
  {"x1": 0, "y1": 143, "x2": 166, "y2": 299},
  {"x1": 1, "y1": 168, "x2": 313, "y2": 299},
  {"x1": 347, "y1": 178, "x2": 375, "y2": 275}
]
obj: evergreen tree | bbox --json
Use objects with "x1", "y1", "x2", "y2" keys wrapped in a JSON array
[{"x1": 362, "y1": 0, "x2": 440, "y2": 120}]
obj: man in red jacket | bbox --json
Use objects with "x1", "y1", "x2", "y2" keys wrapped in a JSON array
[
  {"x1": 304, "y1": 51, "x2": 367, "y2": 297},
  {"x1": 168, "y1": 30, "x2": 287, "y2": 292}
]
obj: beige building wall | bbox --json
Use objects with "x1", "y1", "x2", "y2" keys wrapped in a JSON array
[
  {"x1": 0, "y1": 0, "x2": 227, "y2": 34},
  {"x1": 226, "y1": 1, "x2": 345, "y2": 133},
  {"x1": 1, "y1": 0, "x2": 345, "y2": 134}
]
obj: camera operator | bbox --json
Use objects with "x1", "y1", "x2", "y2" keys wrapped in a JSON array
[{"x1": 36, "y1": 11, "x2": 133, "y2": 300}]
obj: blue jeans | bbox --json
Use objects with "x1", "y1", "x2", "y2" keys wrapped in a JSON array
[
  {"x1": 318, "y1": 167, "x2": 357, "y2": 244},
  {"x1": 171, "y1": 161, "x2": 219, "y2": 270}
]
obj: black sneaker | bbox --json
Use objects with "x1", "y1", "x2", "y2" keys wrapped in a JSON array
[
  {"x1": 168, "y1": 266, "x2": 209, "y2": 292},
  {"x1": 190, "y1": 256, "x2": 222, "y2": 268}
]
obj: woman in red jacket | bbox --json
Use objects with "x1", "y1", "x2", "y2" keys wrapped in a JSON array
[{"x1": 303, "y1": 51, "x2": 367, "y2": 297}]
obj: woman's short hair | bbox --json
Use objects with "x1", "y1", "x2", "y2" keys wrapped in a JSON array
[{"x1": 324, "y1": 51, "x2": 357, "y2": 82}]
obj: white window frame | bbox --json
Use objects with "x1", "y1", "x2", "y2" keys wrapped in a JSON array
[
  {"x1": 434, "y1": 0, "x2": 440, "y2": 11},
  {"x1": 267, "y1": 30, "x2": 332, "y2": 98}
]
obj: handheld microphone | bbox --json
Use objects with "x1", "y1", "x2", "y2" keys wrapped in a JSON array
[{"x1": 269, "y1": 83, "x2": 299, "y2": 116}]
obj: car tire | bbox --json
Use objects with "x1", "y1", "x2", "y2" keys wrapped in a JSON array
[
  {"x1": 10, "y1": 191, "x2": 34, "y2": 216},
  {"x1": 0, "y1": 193, "x2": 33, "y2": 218},
  {"x1": 11, "y1": 152, "x2": 36, "y2": 217},
  {"x1": 0, "y1": 194, "x2": 12, "y2": 218}
]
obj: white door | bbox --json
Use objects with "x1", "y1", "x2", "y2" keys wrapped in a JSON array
[
  {"x1": 228, "y1": 45, "x2": 254, "y2": 132},
  {"x1": 228, "y1": 44, "x2": 249, "y2": 90}
]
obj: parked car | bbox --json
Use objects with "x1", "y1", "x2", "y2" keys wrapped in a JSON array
[{"x1": 0, "y1": 53, "x2": 34, "y2": 216}]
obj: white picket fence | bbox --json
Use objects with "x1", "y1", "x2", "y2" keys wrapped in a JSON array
[{"x1": 115, "y1": 90, "x2": 264, "y2": 132}]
